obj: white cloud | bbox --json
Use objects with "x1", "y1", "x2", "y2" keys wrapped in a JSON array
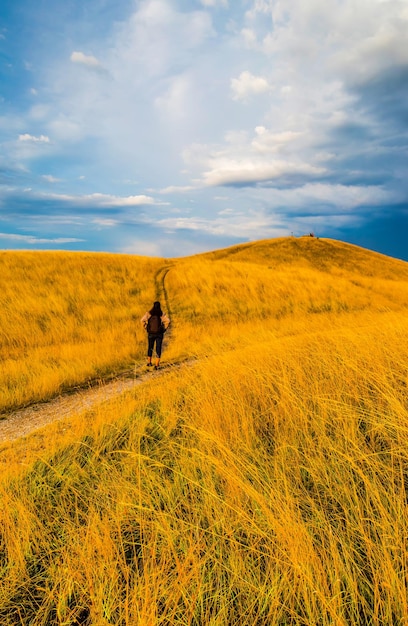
[
  {"x1": 115, "y1": 1, "x2": 214, "y2": 79},
  {"x1": 42, "y1": 174, "x2": 61, "y2": 183},
  {"x1": 241, "y1": 28, "x2": 257, "y2": 47},
  {"x1": 100, "y1": 194, "x2": 155, "y2": 207},
  {"x1": 248, "y1": 182, "x2": 397, "y2": 215},
  {"x1": 29, "y1": 104, "x2": 51, "y2": 121},
  {"x1": 251, "y1": 127, "x2": 303, "y2": 153},
  {"x1": 120, "y1": 238, "x2": 163, "y2": 256},
  {"x1": 91, "y1": 218, "x2": 119, "y2": 227},
  {"x1": 230, "y1": 70, "x2": 270, "y2": 100},
  {"x1": 200, "y1": 0, "x2": 228, "y2": 6},
  {"x1": 0, "y1": 233, "x2": 83, "y2": 244},
  {"x1": 159, "y1": 185, "x2": 195, "y2": 194},
  {"x1": 247, "y1": 0, "x2": 273, "y2": 16},
  {"x1": 18, "y1": 133, "x2": 50, "y2": 143},
  {"x1": 43, "y1": 192, "x2": 156, "y2": 207},
  {"x1": 19, "y1": 189, "x2": 157, "y2": 208},
  {"x1": 181, "y1": 123, "x2": 327, "y2": 188},
  {"x1": 288, "y1": 182, "x2": 394, "y2": 210},
  {"x1": 70, "y1": 51, "x2": 105, "y2": 71},
  {"x1": 260, "y1": 0, "x2": 408, "y2": 83},
  {"x1": 202, "y1": 158, "x2": 324, "y2": 186},
  {"x1": 154, "y1": 74, "x2": 193, "y2": 119},
  {"x1": 156, "y1": 213, "x2": 285, "y2": 239},
  {"x1": 333, "y1": 19, "x2": 408, "y2": 81},
  {"x1": 48, "y1": 117, "x2": 83, "y2": 142}
]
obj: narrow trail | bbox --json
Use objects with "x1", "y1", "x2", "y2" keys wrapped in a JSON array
[
  {"x1": 0, "y1": 362, "x2": 191, "y2": 445},
  {"x1": 154, "y1": 264, "x2": 173, "y2": 315},
  {"x1": 0, "y1": 265, "x2": 184, "y2": 446}
]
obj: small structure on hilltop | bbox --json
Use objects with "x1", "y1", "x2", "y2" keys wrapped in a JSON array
[{"x1": 300, "y1": 232, "x2": 320, "y2": 240}]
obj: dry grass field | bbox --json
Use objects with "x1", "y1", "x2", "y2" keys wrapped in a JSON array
[
  {"x1": 0, "y1": 237, "x2": 407, "y2": 625},
  {"x1": 0, "y1": 252, "x2": 164, "y2": 410}
]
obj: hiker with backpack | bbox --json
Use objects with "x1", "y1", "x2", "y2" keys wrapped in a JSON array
[{"x1": 141, "y1": 301, "x2": 170, "y2": 369}]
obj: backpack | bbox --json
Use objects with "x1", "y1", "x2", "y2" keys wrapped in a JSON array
[{"x1": 147, "y1": 314, "x2": 163, "y2": 334}]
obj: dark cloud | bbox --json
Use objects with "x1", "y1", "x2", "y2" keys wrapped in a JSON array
[
  {"x1": 209, "y1": 170, "x2": 326, "y2": 190},
  {"x1": 319, "y1": 151, "x2": 397, "y2": 188},
  {"x1": 330, "y1": 121, "x2": 373, "y2": 143},
  {"x1": 353, "y1": 64, "x2": 408, "y2": 126},
  {"x1": 328, "y1": 170, "x2": 390, "y2": 187},
  {"x1": 324, "y1": 204, "x2": 408, "y2": 262},
  {"x1": 2, "y1": 196, "x2": 121, "y2": 219}
]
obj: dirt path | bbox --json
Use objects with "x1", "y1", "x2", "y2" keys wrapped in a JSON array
[
  {"x1": 0, "y1": 266, "x2": 183, "y2": 445},
  {"x1": 0, "y1": 362, "x2": 188, "y2": 444}
]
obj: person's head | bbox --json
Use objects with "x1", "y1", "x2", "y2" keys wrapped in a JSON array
[{"x1": 150, "y1": 301, "x2": 163, "y2": 315}]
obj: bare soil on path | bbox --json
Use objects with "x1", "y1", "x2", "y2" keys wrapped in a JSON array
[
  {"x1": 0, "y1": 363, "x2": 186, "y2": 444},
  {"x1": 0, "y1": 266, "x2": 180, "y2": 446}
]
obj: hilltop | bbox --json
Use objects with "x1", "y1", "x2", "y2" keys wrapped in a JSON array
[
  {"x1": 0, "y1": 237, "x2": 408, "y2": 625},
  {"x1": 200, "y1": 235, "x2": 408, "y2": 277}
]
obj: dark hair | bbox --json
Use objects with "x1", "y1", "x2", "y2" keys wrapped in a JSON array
[{"x1": 149, "y1": 301, "x2": 163, "y2": 316}]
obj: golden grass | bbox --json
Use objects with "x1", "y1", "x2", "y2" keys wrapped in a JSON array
[
  {"x1": 0, "y1": 251, "x2": 164, "y2": 410},
  {"x1": 0, "y1": 237, "x2": 407, "y2": 624},
  {"x1": 164, "y1": 237, "x2": 408, "y2": 360}
]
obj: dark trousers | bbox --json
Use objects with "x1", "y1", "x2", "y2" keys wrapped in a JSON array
[{"x1": 147, "y1": 334, "x2": 163, "y2": 358}]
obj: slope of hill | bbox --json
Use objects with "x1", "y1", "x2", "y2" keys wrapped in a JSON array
[
  {"x1": 201, "y1": 235, "x2": 408, "y2": 276},
  {"x1": 164, "y1": 237, "x2": 408, "y2": 360},
  {"x1": 0, "y1": 238, "x2": 408, "y2": 625}
]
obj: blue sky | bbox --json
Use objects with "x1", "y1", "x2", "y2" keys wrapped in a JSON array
[{"x1": 1, "y1": 0, "x2": 407, "y2": 260}]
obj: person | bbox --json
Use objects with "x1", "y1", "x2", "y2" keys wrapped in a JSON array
[{"x1": 141, "y1": 301, "x2": 170, "y2": 369}]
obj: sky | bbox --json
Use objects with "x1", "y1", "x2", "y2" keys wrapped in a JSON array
[{"x1": 0, "y1": 0, "x2": 407, "y2": 260}]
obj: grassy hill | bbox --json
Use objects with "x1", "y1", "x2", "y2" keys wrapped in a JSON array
[{"x1": 0, "y1": 238, "x2": 407, "y2": 625}]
